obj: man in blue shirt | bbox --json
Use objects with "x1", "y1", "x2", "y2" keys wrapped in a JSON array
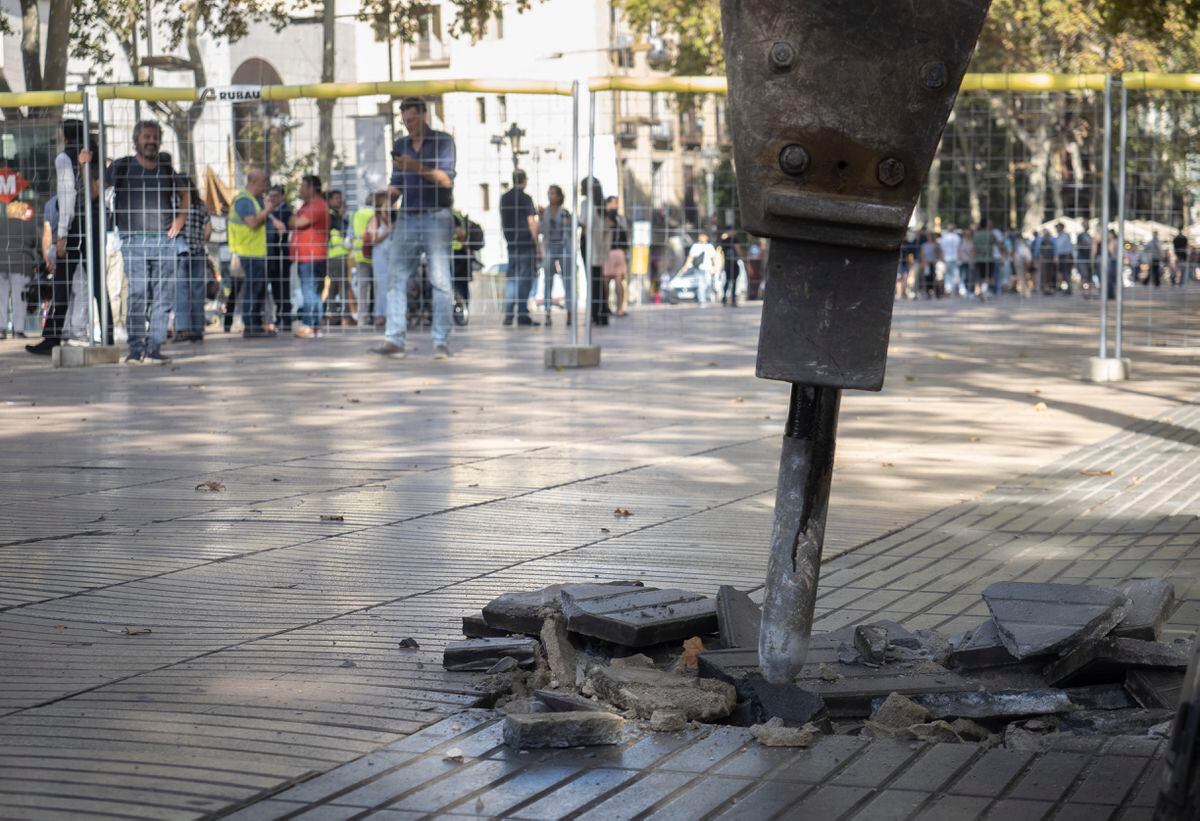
[
  {"x1": 371, "y1": 98, "x2": 456, "y2": 360},
  {"x1": 500, "y1": 169, "x2": 539, "y2": 326}
]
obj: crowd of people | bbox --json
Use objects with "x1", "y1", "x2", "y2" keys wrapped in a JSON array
[
  {"x1": 902, "y1": 220, "x2": 1196, "y2": 301},
  {"x1": 0, "y1": 98, "x2": 646, "y2": 363}
]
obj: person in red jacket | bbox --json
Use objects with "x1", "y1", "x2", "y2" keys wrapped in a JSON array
[{"x1": 288, "y1": 174, "x2": 328, "y2": 338}]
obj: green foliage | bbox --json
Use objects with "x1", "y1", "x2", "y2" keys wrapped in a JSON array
[
  {"x1": 614, "y1": 0, "x2": 1200, "y2": 75},
  {"x1": 356, "y1": 0, "x2": 537, "y2": 45}
]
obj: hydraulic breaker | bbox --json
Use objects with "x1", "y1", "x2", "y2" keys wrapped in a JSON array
[{"x1": 720, "y1": 0, "x2": 992, "y2": 684}]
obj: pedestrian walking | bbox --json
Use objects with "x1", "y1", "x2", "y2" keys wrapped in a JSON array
[
  {"x1": 0, "y1": 200, "x2": 38, "y2": 340},
  {"x1": 264, "y1": 184, "x2": 291, "y2": 333},
  {"x1": 919, "y1": 232, "x2": 940, "y2": 298},
  {"x1": 717, "y1": 227, "x2": 741, "y2": 307},
  {"x1": 604, "y1": 196, "x2": 629, "y2": 316},
  {"x1": 173, "y1": 180, "x2": 212, "y2": 342},
  {"x1": 28, "y1": 120, "x2": 88, "y2": 356},
  {"x1": 500, "y1": 168, "x2": 539, "y2": 327},
  {"x1": 350, "y1": 195, "x2": 376, "y2": 325},
  {"x1": 371, "y1": 97, "x2": 456, "y2": 360},
  {"x1": 938, "y1": 225, "x2": 961, "y2": 296},
  {"x1": 325, "y1": 189, "x2": 354, "y2": 325},
  {"x1": 1172, "y1": 228, "x2": 1188, "y2": 286},
  {"x1": 538, "y1": 184, "x2": 572, "y2": 325},
  {"x1": 1144, "y1": 232, "x2": 1163, "y2": 287},
  {"x1": 1053, "y1": 223, "x2": 1074, "y2": 294},
  {"x1": 580, "y1": 178, "x2": 610, "y2": 326},
  {"x1": 104, "y1": 120, "x2": 188, "y2": 363},
  {"x1": 227, "y1": 169, "x2": 273, "y2": 338},
  {"x1": 289, "y1": 174, "x2": 328, "y2": 338}
]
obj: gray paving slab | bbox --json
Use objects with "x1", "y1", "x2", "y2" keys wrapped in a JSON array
[{"x1": 0, "y1": 297, "x2": 1197, "y2": 818}]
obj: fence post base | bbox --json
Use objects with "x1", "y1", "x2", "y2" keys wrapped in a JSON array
[
  {"x1": 1081, "y1": 356, "x2": 1131, "y2": 383},
  {"x1": 545, "y1": 345, "x2": 601, "y2": 370},
  {"x1": 51, "y1": 345, "x2": 123, "y2": 369}
]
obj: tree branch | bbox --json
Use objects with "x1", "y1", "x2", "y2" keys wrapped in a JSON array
[{"x1": 19, "y1": 0, "x2": 43, "y2": 91}]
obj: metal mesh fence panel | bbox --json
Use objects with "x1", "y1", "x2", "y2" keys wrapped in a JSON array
[
  {"x1": 99, "y1": 86, "x2": 576, "y2": 349},
  {"x1": 0, "y1": 101, "x2": 92, "y2": 347},
  {"x1": 1121, "y1": 86, "x2": 1200, "y2": 349},
  {"x1": 920, "y1": 89, "x2": 1107, "y2": 301}
]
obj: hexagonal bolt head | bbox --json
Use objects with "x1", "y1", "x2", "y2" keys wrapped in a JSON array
[
  {"x1": 922, "y1": 62, "x2": 947, "y2": 89},
  {"x1": 877, "y1": 158, "x2": 906, "y2": 187},
  {"x1": 769, "y1": 42, "x2": 796, "y2": 71},
  {"x1": 779, "y1": 144, "x2": 810, "y2": 176}
]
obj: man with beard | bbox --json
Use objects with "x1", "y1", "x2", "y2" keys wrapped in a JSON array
[{"x1": 103, "y1": 120, "x2": 188, "y2": 363}]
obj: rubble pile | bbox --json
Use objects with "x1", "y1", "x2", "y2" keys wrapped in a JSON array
[{"x1": 442, "y1": 579, "x2": 1189, "y2": 751}]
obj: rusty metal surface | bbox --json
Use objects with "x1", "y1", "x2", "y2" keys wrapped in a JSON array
[
  {"x1": 721, "y1": 0, "x2": 992, "y2": 251},
  {"x1": 756, "y1": 241, "x2": 898, "y2": 390}
]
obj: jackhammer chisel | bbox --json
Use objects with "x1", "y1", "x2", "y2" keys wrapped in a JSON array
[{"x1": 720, "y1": 0, "x2": 992, "y2": 684}]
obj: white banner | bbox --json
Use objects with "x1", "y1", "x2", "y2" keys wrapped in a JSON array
[{"x1": 354, "y1": 115, "x2": 391, "y2": 210}]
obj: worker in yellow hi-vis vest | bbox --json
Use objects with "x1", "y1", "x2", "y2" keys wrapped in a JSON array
[
  {"x1": 227, "y1": 168, "x2": 281, "y2": 337},
  {"x1": 350, "y1": 199, "x2": 376, "y2": 325},
  {"x1": 325, "y1": 189, "x2": 354, "y2": 325}
]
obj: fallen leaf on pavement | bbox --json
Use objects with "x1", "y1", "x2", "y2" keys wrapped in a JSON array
[
  {"x1": 195, "y1": 480, "x2": 225, "y2": 492},
  {"x1": 881, "y1": 462, "x2": 894, "y2": 468},
  {"x1": 320, "y1": 514, "x2": 346, "y2": 522},
  {"x1": 968, "y1": 436, "x2": 981, "y2": 442},
  {"x1": 733, "y1": 396, "x2": 744, "y2": 403},
  {"x1": 613, "y1": 508, "x2": 633, "y2": 517},
  {"x1": 398, "y1": 637, "x2": 420, "y2": 649},
  {"x1": 1033, "y1": 402, "x2": 1048, "y2": 412},
  {"x1": 600, "y1": 527, "x2": 611, "y2": 533},
  {"x1": 1080, "y1": 469, "x2": 1116, "y2": 477},
  {"x1": 934, "y1": 353, "x2": 949, "y2": 360}
]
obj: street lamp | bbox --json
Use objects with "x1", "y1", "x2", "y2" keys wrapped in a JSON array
[{"x1": 498, "y1": 122, "x2": 526, "y2": 171}]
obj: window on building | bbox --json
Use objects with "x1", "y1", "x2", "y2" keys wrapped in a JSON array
[
  {"x1": 497, "y1": 95, "x2": 508, "y2": 123},
  {"x1": 480, "y1": 183, "x2": 491, "y2": 211},
  {"x1": 490, "y1": 9, "x2": 504, "y2": 39},
  {"x1": 415, "y1": 6, "x2": 443, "y2": 62},
  {"x1": 477, "y1": 97, "x2": 487, "y2": 124}
]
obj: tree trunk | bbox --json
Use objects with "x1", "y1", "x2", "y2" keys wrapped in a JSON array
[
  {"x1": 1020, "y1": 118, "x2": 1052, "y2": 233},
  {"x1": 20, "y1": 0, "x2": 43, "y2": 93},
  {"x1": 925, "y1": 140, "x2": 942, "y2": 230},
  {"x1": 150, "y1": 3, "x2": 206, "y2": 185},
  {"x1": 954, "y1": 121, "x2": 981, "y2": 227},
  {"x1": 318, "y1": 0, "x2": 337, "y2": 184}
]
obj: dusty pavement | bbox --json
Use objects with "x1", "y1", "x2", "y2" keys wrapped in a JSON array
[{"x1": 0, "y1": 291, "x2": 1197, "y2": 818}]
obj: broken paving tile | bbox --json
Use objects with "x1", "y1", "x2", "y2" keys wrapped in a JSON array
[
  {"x1": 442, "y1": 637, "x2": 539, "y2": 672},
  {"x1": 1059, "y1": 708, "x2": 1176, "y2": 736},
  {"x1": 540, "y1": 614, "x2": 581, "y2": 687},
  {"x1": 750, "y1": 717, "x2": 819, "y2": 747},
  {"x1": 533, "y1": 689, "x2": 614, "y2": 714},
  {"x1": 650, "y1": 710, "x2": 688, "y2": 732},
  {"x1": 1043, "y1": 637, "x2": 1191, "y2": 687},
  {"x1": 587, "y1": 664, "x2": 736, "y2": 721},
  {"x1": 482, "y1": 582, "x2": 646, "y2": 635},
  {"x1": 907, "y1": 720, "x2": 964, "y2": 744},
  {"x1": 854, "y1": 625, "x2": 888, "y2": 664},
  {"x1": 890, "y1": 689, "x2": 1073, "y2": 720},
  {"x1": 870, "y1": 693, "x2": 930, "y2": 729},
  {"x1": 982, "y1": 581, "x2": 1129, "y2": 660},
  {"x1": 1125, "y1": 669, "x2": 1185, "y2": 710},
  {"x1": 1113, "y1": 579, "x2": 1176, "y2": 642},
  {"x1": 739, "y1": 679, "x2": 825, "y2": 727},
  {"x1": 825, "y1": 620, "x2": 916, "y2": 647},
  {"x1": 462, "y1": 613, "x2": 510, "y2": 639},
  {"x1": 716, "y1": 586, "x2": 762, "y2": 649},
  {"x1": 562, "y1": 587, "x2": 717, "y2": 648},
  {"x1": 947, "y1": 619, "x2": 1021, "y2": 670},
  {"x1": 1064, "y1": 684, "x2": 1137, "y2": 711},
  {"x1": 502, "y1": 711, "x2": 625, "y2": 749},
  {"x1": 700, "y1": 646, "x2": 975, "y2": 717}
]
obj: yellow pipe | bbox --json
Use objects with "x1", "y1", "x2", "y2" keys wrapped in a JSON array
[
  {"x1": 0, "y1": 90, "x2": 85, "y2": 107},
  {"x1": 1122, "y1": 72, "x2": 1200, "y2": 91},
  {"x1": 590, "y1": 76, "x2": 728, "y2": 94},
  {"x1": 958, "y1": 73, "x2": 1107, "y2": 92}
]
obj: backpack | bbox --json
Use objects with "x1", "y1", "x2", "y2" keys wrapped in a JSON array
[{"x1": 462, "y1": 215, "x2": 485, "y2": 255}]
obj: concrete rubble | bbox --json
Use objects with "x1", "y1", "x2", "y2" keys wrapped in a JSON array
[{"x1": 441, "y1": 578, "x2": 1187, "y2": 751}]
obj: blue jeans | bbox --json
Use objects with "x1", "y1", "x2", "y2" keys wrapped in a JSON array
[
  {"x1": 240, "y1": 256, "x2": 266, "y2": 332},
  {"x1": 504, "y1": 249, "x2": 536, "y2": 320},
  {"x1": 296, "y1": 260, "x2": 325, "y2": 329},
  {"x1": 123, "y1": 233, "x2": 176, "y2": 355},
  {"x1": 175, "y1": 254, "x2": 208, "y2": 336},
  {"x1": 545, "y1": 252, "x2": 572, "y2": 317},
  {"x1": 386, "y1": 209, "x2": 453, "y2": 348}
]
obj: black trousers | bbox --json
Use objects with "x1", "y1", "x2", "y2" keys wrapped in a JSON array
[
  {"x1": 266, "y1": 255, "x2": 292, "y2": 329},
  {"x1": 589, "y1": 265, "x2": 606, "y2": 323},
  {"x1": 223, "y1": 277, "x2": 244, "y2": 333},
  {"x1": 41, "y1": 265, "x2": 70, "y2": 340}
]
